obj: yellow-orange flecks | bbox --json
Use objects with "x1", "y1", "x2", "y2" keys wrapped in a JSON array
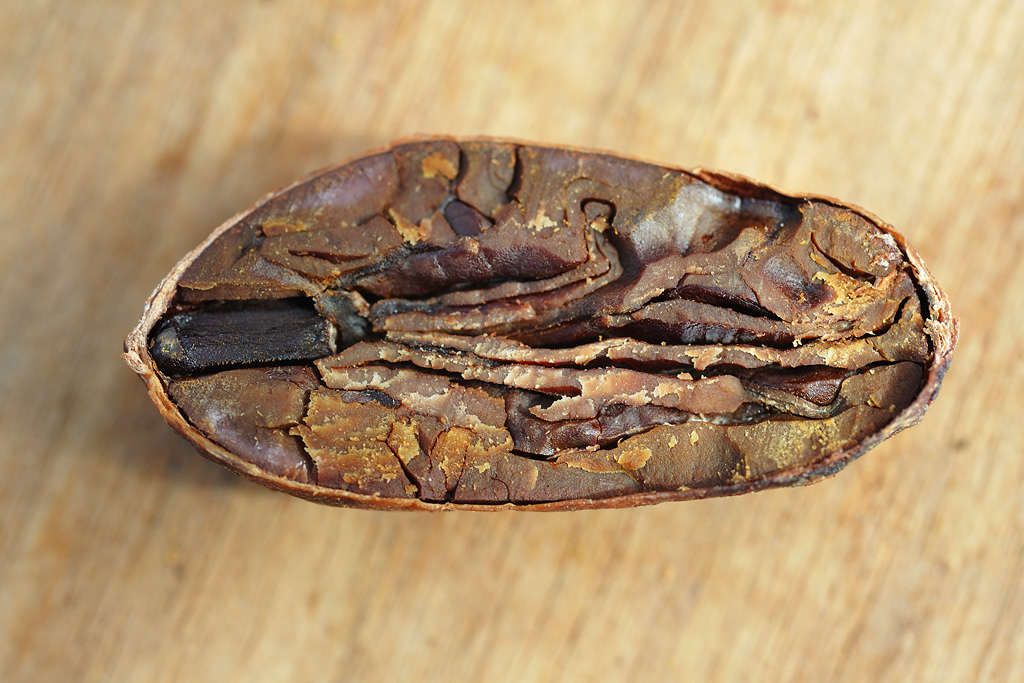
[
  {"x1": 687, "y1": 346, "x2": 723, "y2": 371},
  {"x1": 526, "y1": 464, "x2": 539, "y2": 489},
  {"x1": 618, "y1": 446, "x2": 653, "y2": 471},
  {"x1": 389, "y1": 209, "x2": 429, "y2": 245},
  {"x1": 528, "y1": 209, "x2": 558, "y2": 231},
  {"x1": 387, "y1": 421, "x2": 421, "y2": 463},
  {"x1": 421, "y1": 151, "x2": 458, "y2": 180}
]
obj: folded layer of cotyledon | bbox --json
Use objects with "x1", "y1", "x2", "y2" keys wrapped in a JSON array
[{"x1": 124, "y1": 138, "x2": 957, "y2": 510}]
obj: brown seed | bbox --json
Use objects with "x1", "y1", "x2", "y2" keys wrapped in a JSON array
[{"x1": 124, "y1": 137, "x2": 958, "y2": 510}]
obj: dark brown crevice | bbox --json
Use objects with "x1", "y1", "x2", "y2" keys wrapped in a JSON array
[
  {"x1": 494, "y1": 476, "x2": 514, "y2": 503},
  {"x1": 610, "y1": 313, "x2": 797, "y2": 349},
  {"x1": 315, "y1": 291, "x2": 375, "y2": 348},
  {"x1": 397, "y1": 341, "x2": 501, "y2": 367},
  {"x1": 338, "y1": 242, "x2": 433, "y2": 287},
  {"x1": 506, "y1": 145, "x2": 525, "y2": 203},
  {"x1": 453, "y1": 147, "x2": 471, "y2": 188},
  {"x1": 655, "y1": 284, "x2": 785, "y2": 321},
  {"x1": 382, "y1": 435, "x2": 421, "y2": 500},
  {"x1": 162, "y1": 359, "x2": 325, "y2": 382},
  {"x1": 296, "y1": 390, "x2": 319, "y2": 485},
  {"x1": 581, "y1": 198, "x2": 617, "y2": 224},
  {"x1": 287, "y1": 249, "x2": 362, "y2": 264},
  {"x1": 331, "y1": 388, "x2": 401, "y2": 407},
  {"x1": 909, "y1": 280, "x2": 937, "y2": 359},
  {"x1": 442, "y1": 448, "x2": 469, "y2": 504},
  {"x1": 761, "y1": 198, "x2": 804, "y2": 242},
  {"x1": 503, "y1": 389, "x2": 773, "y2": 461},
  {"x1": 861, "y1": 291, "x2": 913, "y2": 339},
  {"x1": 809, "y1": 232, "x2": 875, "y2": 281}
]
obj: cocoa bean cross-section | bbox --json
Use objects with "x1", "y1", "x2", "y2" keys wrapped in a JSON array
[{"x1": 125, "y1": 138, "x2": 956, "y2": 510}]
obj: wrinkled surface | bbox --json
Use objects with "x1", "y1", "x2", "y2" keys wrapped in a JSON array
[{"x1": 124, "y1": 138, "x2": 956, "y2": 509}]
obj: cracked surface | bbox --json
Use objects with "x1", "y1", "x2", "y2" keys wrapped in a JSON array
[{"x1": 124, "y1": 137, "x2": 957, "y2": 510}]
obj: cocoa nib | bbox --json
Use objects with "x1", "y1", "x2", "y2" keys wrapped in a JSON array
[{"x1": 124, "y1": 137, "x2": 957, "y2": 510}]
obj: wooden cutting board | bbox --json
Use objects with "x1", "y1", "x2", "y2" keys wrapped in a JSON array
[{"x1": 2, "y1": 1, "x2": 1021, "y2": 681}]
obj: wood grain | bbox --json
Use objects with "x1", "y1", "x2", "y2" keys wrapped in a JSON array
[{"x1": 1, "y1": 1, "x2": 1021, "y2": 681}]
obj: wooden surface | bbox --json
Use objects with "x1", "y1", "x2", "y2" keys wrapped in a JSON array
[{"x1": 1, "y1": 1, "x2": 1021, "y2": 681}]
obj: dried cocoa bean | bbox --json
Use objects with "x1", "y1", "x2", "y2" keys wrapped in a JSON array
[{"x1": 124, "y1": 138, "x2": 957, "y2": 510}]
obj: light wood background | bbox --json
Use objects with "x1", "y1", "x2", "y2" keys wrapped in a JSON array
[{"x1": 2, "y1": 1, "x2": 1021, "y2": 681}]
